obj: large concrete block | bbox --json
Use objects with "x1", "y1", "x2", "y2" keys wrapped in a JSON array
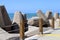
[
  {"x1": 37, "y1": 10, "x2": 50, "y2": 27},
  {"x1": 54, "y1": 19, "x2": 60, "y2": 28},
  {"x1": 28, "y1": 17, "x2": 39, "y2": 26},
  {"x1": 37, "y1": 10, "x2": 47, "y2": 21},
  {"x1": 59, "y1": 15, "x2": 60, "y2": 18},
  {"x1": 54, "y1": 12, "x2": 59, "y2": 20},
  {"x1": 13, "y1": 11, "x2": 28, "y2": 32},
  {"x1": 0, "y1": 5, "x2": 12, "y2": 26},
  {"x1": 45, "y1": 10, "x2": 53, "y2": 19},
  {"x1": 12, "y1": 11, "x2": 23, "y2": 26},
  {"x1": 0, "y1": 7, "x2": 5, "y2": 26}
]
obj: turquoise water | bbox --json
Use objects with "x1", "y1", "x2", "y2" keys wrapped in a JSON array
[{"x1": 8, "y1": 13, "x2": 37, "y2": 20}]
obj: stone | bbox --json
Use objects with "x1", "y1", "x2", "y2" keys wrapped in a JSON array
[
  {"x1": 0, "y1": 5, "x2": 12, "y2": 31},
  {"x1": 59, "y1": 15, "x2": 60, "y2": 18},
  {"x1": 12, "y1": 11, "x2": 28, "y2": 32},
  {"x1": 37, "y1": 10, "x2": 50, "y2": 27},
  {"x1": 28, "y1": 17, "x2": 39, "y2": 26},
  {"x1": 49, "y1": 18, "x2": 54, "y2": 29},
  {"x1": 54, "y1": 12, "x2": 59, "y2": 20},
  {"x1": 28, "y1": 16, "x2": 49, "y2": 27},
  {"x1": 54, "y1": 19, "x2": 60, "y2": 28},
  {"x1": 12, "y1": 11, "x2": 25, "y2": 40},
  {"x1": 0, "y1": 5, "x2": 12, "y2": 27},
  {"x1": 37, "y1": 10, "x2": 47, "y2": 21},
  {"x1": 12, "y1": 11, "x2": 23, "y2": 33},
  {"x1": 12, "y1": 11, "x2": 23, "y2": 26},
  {"x1": 45, "y1": 10, "x2": 53, "y2": 19},
  {"x1": 23, "y1": 14, "x2": 28, "y2": 31}
]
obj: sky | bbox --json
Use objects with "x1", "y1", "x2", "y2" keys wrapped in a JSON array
[{"x1": 0, "y1": 0, "x2": 60, "y2": 14}]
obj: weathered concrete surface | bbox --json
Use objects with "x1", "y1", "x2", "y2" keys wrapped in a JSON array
[
  {"x1": 45, "y1": 11, "x2": 53, "y2": 19},
  {"x1": 0, "y1": 26, "x2": 51, "y2": 40},
  {"x1": 37, "y1": 10, "x2": 47, "y2": 21},
  {"x1": 0, "y1": 6, "x2": 12, "y2": 31},
  {"x1": 25, "y1": 26, "x2": 52, "y2": 37},
  {"x1": 59, "y1": 15, "x2": 60, "y2": 18},
  {"x1": 0, "y1": 6, "x2": 5, "y2": 26},
  {"x1": 25, "y1": 28, "x2": 60, "y2": 40},
  {"x1": 0, "y1": 28, "x2": 20, "y2": 40},
  {"x1": 0, "y1": 33, "x2": 20, "y2": 40},
  {"x1": 54, "y1": 12, "x2": 59, "y2": 20},
  {"x1": 12, "y1": 11, "x2": 23, "y2": 26},
  {"x1": 1, "y1": 25, "x2": 60, "y2": 40},
  {"x1": 28, "y1": 17, "x2": 39, "y2": 26},
  {"x1": 37, "y1": 10, "x2": 50, "y2": 27},
  {"x1": 0, "y1": 27, "x2": 8, "y2": 34},
  {"x1": 25, "y1": 19, "x2": 60, "y2": 40},
  {"x1": 54, "y1": 19, "x2": 60, "y2": 28},
  {"x1": 13, "y1": 11, "x2": 27, "y2": 26},
  {"x1": 0, "y1": 6, "x2": 12, "y2": 27},
  {"x1": 12, "y1": 11, "x2": 28, "y2": 33}
]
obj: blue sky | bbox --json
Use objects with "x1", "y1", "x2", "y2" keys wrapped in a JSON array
[{"x1": 0, "y1": 0, "x2": 60, "y2": 13}]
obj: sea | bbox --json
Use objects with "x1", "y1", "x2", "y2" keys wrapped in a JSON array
[{"x1": 8, "y1": 13, "x2": 37, "y2": 21}]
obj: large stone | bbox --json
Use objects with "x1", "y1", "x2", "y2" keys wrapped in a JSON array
[
  {"x1": 28, "y1": 17, "x2": 39, "y2": 26},
  {"x1": 0, "y1": 5, "x2": 12, "y2": 31},
  {"x1": 12, "y1": 11, "x2": 23, "y2": 33},
  {"x1": 45, "y1": 11, "x2": 53, "y2": 19},
  {"x1": 54, "y1": 12, "x2": 59, "y2": 20},
  {"x1": 37, "y1": 10, "x2": 50, "y2": 27},
  {"x1": 37, "y1": 10, "x2": 47, "y2": 21},
  {"x1": 0, "y1": 5, "x2": 12, "y2": 27},
  {"x1": 12, "y1": 11, "x2": 27, "y2": 26},
  {"x1": 54, "y1": 19, "x2": 60, "y2": 28},
  {"x1": 59, "y1": 15, "x2": 60, "y2": 18},
  {"x1": 12, "y1": 11, "x2": 23, "y2": 26},
  {"x1": 12, "y1": 11, "x2": 28, "y2": 32}
]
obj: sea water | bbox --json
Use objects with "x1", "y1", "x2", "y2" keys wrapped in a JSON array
[{"x1": 8, "y1": 13, "x2": 37, "y2": 21}]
